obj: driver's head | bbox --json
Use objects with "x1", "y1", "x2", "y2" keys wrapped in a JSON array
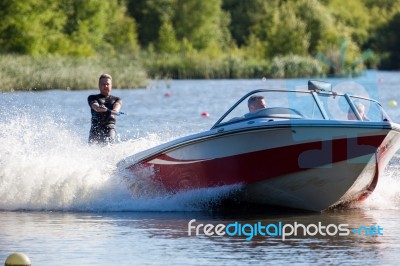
[{"x1": 248, "y1": 95, "x2": 266, "y2": 112}]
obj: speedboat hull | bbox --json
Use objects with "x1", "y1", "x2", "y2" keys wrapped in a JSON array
[
  {"x1": 120, "y1": 82, "x2": 400, "y2": 212},
  {"x1": 123, "y1": 120, "x2": 400, "y2": 211}
]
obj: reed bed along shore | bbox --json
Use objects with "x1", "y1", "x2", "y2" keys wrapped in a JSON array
[
  {"x1": 0, "y1": 54, "x2": 328, "y2": 92},
  {"x1": 143, "y1": 53, "x2": 327, "y2": 80},
  {"x1": 0, "y1": 55, "x2": 148, "y2": 92}
]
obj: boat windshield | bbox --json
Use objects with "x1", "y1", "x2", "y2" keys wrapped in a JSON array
[
  {"x1": 348, "y1": 95, "x2": 390, "y2": 122},
  {"x1": 213, "y1": 89, "x2": 390, "y2": 128}
]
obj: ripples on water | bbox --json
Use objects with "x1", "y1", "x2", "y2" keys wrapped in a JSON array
[{"x1": 1, "y1": 73, "x2": 400, "y2": 265}]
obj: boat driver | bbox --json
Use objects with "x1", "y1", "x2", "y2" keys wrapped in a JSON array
[
  {"x1": 248, "y1": 95, "x2": 266, "y2": 112},
  {"x1": 229, "y1": 94, "x2": 267, "y2": 121},
  {"x1": 88, "y1": 73, "x2": 122, "y2": 145}
]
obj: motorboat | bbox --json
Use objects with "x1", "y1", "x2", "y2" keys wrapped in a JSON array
[{"x1": 118, "y1": 80, "x2": 400, "y2": 212}]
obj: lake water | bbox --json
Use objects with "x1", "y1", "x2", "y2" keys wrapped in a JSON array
[{"x1": 1, "y1": 71, "x2": 400, "y2": 265}]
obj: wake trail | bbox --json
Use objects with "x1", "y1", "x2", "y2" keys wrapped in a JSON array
[{"x1": 0, "y1": 112, "x2": 239, "y2": 212}]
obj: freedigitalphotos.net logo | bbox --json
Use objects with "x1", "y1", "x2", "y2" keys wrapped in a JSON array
[{"x1": 188, "y1": 219, "x2": 383, "y2": 241}]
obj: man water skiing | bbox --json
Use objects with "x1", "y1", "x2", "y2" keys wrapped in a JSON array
[{"x1": 88, "y1": 74, "x2": 122, "y2": 145}]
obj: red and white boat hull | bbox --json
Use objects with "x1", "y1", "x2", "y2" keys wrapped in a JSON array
[{"x1": 125, "y1": 121, "x2": 400, "y2": 211}]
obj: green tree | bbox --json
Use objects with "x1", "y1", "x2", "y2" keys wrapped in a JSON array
[
  {"x1": 224, "y1": 0, "x2": 342, "y2": 58},
  {"x1": 0, "y1": 0, "x2": 138, "y2": 56},
  {"x1": 173, "y1": 0, "x2": 231, "y2": 51},
  {"x1": 103, "y1": 1, "x2": 139, "y2": 55},
  {"x1": 157, "y1": 20, "x2": 180, "y2": 53},
  {"x1": 327, "y1": 0, "x2": 370, "y2": 46},
  {"x1": 362, "y1": 0, "x2": 400, "y2": 13},
  {"x1": 61, "y1": 0, "x2": 138, "y2": 56},
  {"x1": 0, "y1": 0, "x2": 66, "y2": 55},
  {"x1": 222, "y1": 0, "x2": 266, "y2": 47},
  {"x1": 294, "y1": 0, "x2": 335, "y2": 54},
  {"x1": 265, "y1": 4, "x2": 310, "y2": 57},
  {"x1": 127, "y1": 0, "x2": 176, "y2": 48},
  {"x1": 373, "y1": 12, "x2": 400, "y2": 69},
  {"x1": 245, "y1": 1, "x2": 310, "y2": 58}
]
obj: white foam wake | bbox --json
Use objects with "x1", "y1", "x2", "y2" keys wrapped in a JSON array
[
  {"x1": 358, "y1": 154, "x2": 400, "y2": 210},
  {"x1": 0, "y1": 112, "x2": 239, "y2": 212}
]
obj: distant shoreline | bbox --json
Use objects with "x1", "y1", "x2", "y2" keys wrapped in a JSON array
[
  {"x1": 0, "y1": 55, "x2": 148, "y2": 92},
  {"x1": 0, "y1": 54, "x2": 374, "y2": 92}
]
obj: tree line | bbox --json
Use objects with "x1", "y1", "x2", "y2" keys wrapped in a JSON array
[{"x1": 0, "y1": 0, "x2": 399, "y2": 79}]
